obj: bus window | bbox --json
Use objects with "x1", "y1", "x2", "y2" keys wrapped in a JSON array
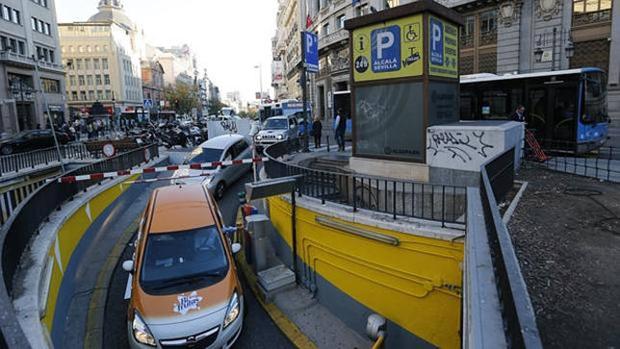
[
  {"x1": 552, "y1": 87, "x2": 577, "y2": 142},
  {"x1": 460, "y1": 95, "x2": 476, "y2": 120},
  {"x1": 583, "y1": 75, "x2": 608, "y2": 124},
  {"x1": 481, "y1": 90, "x2": 509, "y2": 120},
  {"x1": 528, "y1": 88, "x2": 547, "y2": 136}
]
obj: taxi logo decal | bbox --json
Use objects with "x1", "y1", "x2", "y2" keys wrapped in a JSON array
[{"x1": 173, "y1": 291, "x2": 203, "y2": 315}]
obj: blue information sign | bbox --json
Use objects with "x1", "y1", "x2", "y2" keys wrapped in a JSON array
[
  {"x1": 302, "y1": 31, "x2": 319, "y2": 73},
  {"x1": 370, "y1": 25, "x2": 401, "y2": 73},
  {"x1": 429, "y1": 17, "x2": 444, "y2": 66}
]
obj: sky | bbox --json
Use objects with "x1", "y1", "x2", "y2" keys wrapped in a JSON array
[{"x1": 55, "y1": 0, "x2": 278, "y2": 102}]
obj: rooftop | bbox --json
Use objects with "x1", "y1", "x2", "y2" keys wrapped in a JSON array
[{"x1": 148, "y1": 184, "x2": 215, "y2": 233}]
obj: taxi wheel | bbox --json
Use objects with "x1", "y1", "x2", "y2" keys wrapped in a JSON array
[{"x1": 215, "y1": 181, "x2": 226, "y2": 200}]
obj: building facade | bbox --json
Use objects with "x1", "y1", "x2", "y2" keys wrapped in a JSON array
[
  {"x1": 155, "y1": 45, "x2": 197, "y2": 87},
  {"x1": 140, "y1": 59, "x2": 164, "y2": 115},
  {"x1": 0, "y1": 0, "x2": 66, "y2": 135},
  {"x1": 59, "y1": 0, "x2": 144, "y2": 120}
]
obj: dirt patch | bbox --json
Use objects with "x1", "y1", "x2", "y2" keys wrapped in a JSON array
[{"x1": 509, "y1": 167, "x2": 620, "y2": 348}]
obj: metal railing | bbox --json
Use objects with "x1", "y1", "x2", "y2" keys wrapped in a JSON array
[
  {"x1": 0, "y1": 144, "x2": 91, "y2": 176},
  {"x1": 0, "y1": 144, "x2": 158, "y2": 347},
  {"x1": 478, "y1": 151, "x2": 542, "y2": 348},
  {"x1": 264, "y1": 141, "x2": 467, "y2": 228},
  {"x1": 527, "y1": 139, "x2": 619, "y2": 183}
]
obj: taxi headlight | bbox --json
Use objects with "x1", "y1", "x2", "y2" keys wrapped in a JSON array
[
  {"x1": 255, "y1": 135, "x2": 262, "y2": 140},
  {"x1": 223, "y1": 292, "x2": 240, "y2": 328},
  {"x1": 276, "y1": 134, "x2": 284, "y2": 140},
  {"x1": 132, "y1": 311, "x2": 156, "y2": 346}
]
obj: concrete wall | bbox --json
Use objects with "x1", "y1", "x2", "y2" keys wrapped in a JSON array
[{"x1": 266, "y1": 195, "x2": 464, "y2": 348}]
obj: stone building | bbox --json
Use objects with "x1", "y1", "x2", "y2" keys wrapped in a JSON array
[
  {"x1": 0, "y1": 0, "x2": 66, "y2": 135},
  {"x1": 59, "y1": 0, "x2": 144, "y2": 120},
  {"x1": 140, "y1": 59, "x2": 164, "y2": 115}
]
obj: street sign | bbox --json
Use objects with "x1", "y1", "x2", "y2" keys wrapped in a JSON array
[
  {"x1": 352, "y1": 15, "x2": 423, "y2": 82},
  {"x1": 143, "y1": 99, "x2": 153, "y2": 109},
  {"x1": 302, "y1": 32, "x2": 319, "y2": 73},
  {"x1": 428, "y1": 16, "x2": 458, "y2": 78}
]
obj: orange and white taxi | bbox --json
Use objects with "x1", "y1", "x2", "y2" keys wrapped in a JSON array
[{"x1": 123, "y1": 184, "x2": 243, "y2": 348}]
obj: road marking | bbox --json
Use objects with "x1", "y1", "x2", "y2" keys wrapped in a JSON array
[{"x1": 124, "y1": 274, "x2": 132, "y2": 300}]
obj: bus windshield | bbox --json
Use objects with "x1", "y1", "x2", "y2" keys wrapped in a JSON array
[
  {"x1": 582, "y1": 72, "x2": 608, "y2": 124},
  {"x1": 263, "y1": 118, "x2": 287, "y2": 129}
]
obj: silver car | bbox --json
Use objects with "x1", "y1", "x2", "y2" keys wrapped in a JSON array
[{"x1": 172, "y1": 134, "x2": 253, "y2": 199}]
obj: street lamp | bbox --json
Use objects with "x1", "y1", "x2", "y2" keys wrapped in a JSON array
[
  {"x1": 534, "y1": 47, "x2": 544, "y2": 63},
  {"x1": 253, "y1": 65, "x2": 263, "y2": 101},
  {"x1": 565, "y1": 40, "x2": 575, "y2": 59}
]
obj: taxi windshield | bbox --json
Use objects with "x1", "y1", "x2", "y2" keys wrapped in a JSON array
[{"x1": 140, "y1": 225, "x2": 229, "y2": 295}]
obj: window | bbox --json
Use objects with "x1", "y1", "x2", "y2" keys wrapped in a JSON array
[
  {"x1": 44, "y1": 23, "x2": 51, "y2": 35},
  {"x1": 97, "y1": 90, "x2": 104, "y2": 100},
  {"x1": 337, "y1": 15, "x2": 346, "y2": 29},
  {"x1": 322, "y1": 23, "x2": 330, "y2": 36},
  {"x1": 84, "y1": 58, "x2": 91, "y2": 70},
  {"x1": 573, "y1": 0, "x2": 612, "y2": 24},
  {"x1": 78, "y1": 75, "x2": 85, "y2": 86},
  {"x1": 93, "y1": 58, "x2": 100, "y2": 69},
  {"x1": 49, "y1": 50, "x2": 54, "y2": 63},
  {"x1": 95, "y1": 75, "x2": 102, "y2": 85},
  {"x1": 18, "y1": 41, "x2": 25, "y2": 55},
  {"x1": 102, "y1": 58, "x2": 109, "y2": 69},
  {"x1": 80, "y1": 91, "x2": 86, "y2": 101},
  {"x1": 76, "y1": 59, "x2": 82, "y2": 70},
  {"x1": 71, "y1": 91, "x2": 78, "y2": 101},
  {"x1": 69, "y1": 75, "x2": 76, "y2": 86},
  {"x1": 104, "y1": 74, "x2": 110, "y2": 84},
  {"x1": 38, "y1": 19, "x2": 44, "y2": 33},
  {"x1": 480, "y1": 10, "x2": 497, "y2": 34},
  {"x1": 88, "y1": 91, "x2": 95, "y2": 101},
  {"x1": 31, "y1": 17, "x2": 36, "y2": 30},
  {"x1": 386, "y1": 0, "x2": 400, "y2": 8},
  {"x1": 11, "y1": 9, "x2": 20, "y2": 25},
  {"x1": 356, "y1": 4, "x2": 369, "y2": 16},
  {"x1": 3, "y1": 6, "x2": 10, "y2": 21},
  {"x1": 42, "y1": 78, "x2": 60, "y2": 93},
  {"x1": 87, "y1": 75, "x2": 93, "y2": 86},
  {"x1": 105, "y1": 90, "x2": 112, "y2": 100}
]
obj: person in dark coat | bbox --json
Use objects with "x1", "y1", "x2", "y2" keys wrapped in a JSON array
[
  {"x1": 334, "y1": 108, "x2": 346, "y2": 151},
  {"x1": 312, "y1": 116, "x2": 322, "y2": 148},
  {"x1": 511, "y1": 105, "x2": 526, "y2": 122}
]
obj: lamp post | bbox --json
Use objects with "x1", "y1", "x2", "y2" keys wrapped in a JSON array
[
  {"x1": 33, "y1": 54, "x2": 65, "y2": 173},
  {"x1": 534, "y1": 47, "x2": 544, "y2": 63},
  {"x1": 565, "y1": 40, "x2": 575, "y2": 59},
  {"x1": 254, "y1": 64, "x2": 263, "y2": 101}
]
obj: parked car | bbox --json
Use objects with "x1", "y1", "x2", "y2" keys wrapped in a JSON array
[
  {"x1": 171, "y1": 134, "x2": 253, "y2": 199},
  {"x1": 254, "y1": 115, "x2": 299, "y2": 152},
  {"x1": 0, "y1": 129, "x2": 72, "y2": 155},
  {"x1": 123, "y1": 184, "x2": 244, "y2": 349}
]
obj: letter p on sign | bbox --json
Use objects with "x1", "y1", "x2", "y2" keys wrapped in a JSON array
[{"x1": 376, "y1": 32, "x2": 394, "y2": 60}]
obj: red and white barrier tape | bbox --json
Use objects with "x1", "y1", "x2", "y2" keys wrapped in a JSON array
[{"x1": 57, "y1": 157, "x2": 268, "y2": 183}]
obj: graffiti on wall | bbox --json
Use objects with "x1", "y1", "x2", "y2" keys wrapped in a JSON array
[{"x1": 427, "y1": 130, "x2": 495, "y2": 163}]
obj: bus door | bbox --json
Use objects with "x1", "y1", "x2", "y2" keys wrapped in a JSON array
[
  {"x1": 549, "y1": 83, "x2": 578, "y2": 147},
  {"x1": 526, "y1": 86, "x2": 548, "y2": 141}
]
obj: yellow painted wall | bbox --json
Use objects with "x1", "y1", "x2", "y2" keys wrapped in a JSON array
[
  {"x1": 41, "y1": 178, "x2": 136, "y2": 331},
  {"x1": 268, "y1": 196, "x2": 464, "y2": 349}
]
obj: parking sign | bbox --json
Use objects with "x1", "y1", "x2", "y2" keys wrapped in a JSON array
[
  {"x1": 430, "y1": 17, "x2": 444, "y2": 66},
  {"x1": 371, "y1": 26, "x2": 401, "y2": 73},
  {"x1": 302, "y1": 32, "x2": 319, "y2": 73}
]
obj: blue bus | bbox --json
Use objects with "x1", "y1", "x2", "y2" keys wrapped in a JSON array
[
  {"x1": 460, "y1": 68, "x2": 609, "y2": 153},
  {"x1": 259, "y1": 99, "x2": 314, "y2": 136}
]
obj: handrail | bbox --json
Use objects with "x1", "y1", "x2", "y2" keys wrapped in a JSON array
[
  {"x1": 0, "y1": 144, "x2": 158, "y2": 347},
  {"x1": 315, "y1": 216, "x2": 400, "y2": 246},
  {"x1": 263, "y1": 141, "x2": 468, "y2": 227},
  {"x1": 0, "y1": 144, "x2": 91, "y2": 176}
]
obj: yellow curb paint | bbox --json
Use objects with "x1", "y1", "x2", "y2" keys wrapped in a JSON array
[{"x1": 236, "y1": 252, "x2": 317, "y2": 349}]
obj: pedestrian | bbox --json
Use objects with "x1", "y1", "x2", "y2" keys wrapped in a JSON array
[
  {"x1": 334, "y1": 108, "x2": 346, "y2": 151},
  {"x1": 312, "y1": 116, "x2": 322, "y2": 148},
  {"x1": 511, "y1": 105, "x2": 526, "y2": 122},
  {"x1": 86, "y1": 122, "x2": 94, "y2": 139}
]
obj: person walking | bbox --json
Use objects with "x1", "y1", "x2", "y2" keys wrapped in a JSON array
[
  {"x1": 334, "y1": 108, "x2": 346, "y2": 151},
  {"x1": 312, "y1": 116, "x2": 322, "y2": 149}
]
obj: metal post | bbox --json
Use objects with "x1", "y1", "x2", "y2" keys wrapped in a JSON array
[
  {"x1": 291, "y1": 189, "x2": 299, "y2": 284},
  {"x1": 300, "y1": 32, "x2": 310, "y2": 153},
  {"x1": 33, "y1": 55, "x2": 65, "y2": 174}
]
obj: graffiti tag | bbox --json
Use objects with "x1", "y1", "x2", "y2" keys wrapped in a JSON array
[{"x1": 427, "y1": 130, "x2": 494, "y2": 163}]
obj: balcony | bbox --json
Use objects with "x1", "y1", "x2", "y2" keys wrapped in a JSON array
[
  {"x1": 573, "y1": 9, "x2": 612, "y2": 27},
  {"x1": 0, "y1": 51, "x2": 65, "y2": 73},
  {"x1": 319, "y1": 28, "x2": 348, "y2": 50}
]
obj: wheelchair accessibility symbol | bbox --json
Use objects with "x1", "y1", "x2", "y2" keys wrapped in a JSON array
[{"x1": 404, "y1": 23, "x2": 419, "y2": 42}]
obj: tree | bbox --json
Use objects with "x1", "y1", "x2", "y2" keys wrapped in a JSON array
[
  {"x1": 239, "y1": 110, "x2": 257, "y2": 119},
  {"x1": 207, "y1": 99, "x2": 228, "y2": 116},
  {"x1": 164, "y1": 82, "x2": 200, "y2": 116}
]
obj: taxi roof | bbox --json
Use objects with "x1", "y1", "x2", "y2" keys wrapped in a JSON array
[{"x1": 147, "y1": 184, "x2": 216, "y2": 234}]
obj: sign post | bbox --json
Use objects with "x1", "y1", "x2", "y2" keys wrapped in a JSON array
[
  {"x1": 301, "y1": 31, "x2": 319, "y2": 152},
  {"x1": 344, "y1": 0, "x2": 462, "y2": 177}
]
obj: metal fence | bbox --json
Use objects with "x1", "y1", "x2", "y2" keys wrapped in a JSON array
[
  {"x1": 480, "y1": 155, "x2": 542, "y2": 348},
  {"x1": 264, "y1": 141, "x2": 467, "y2": 228},
  {"x1": 527, "y1": 139, "x2": 619, "y2": 183},
  {"x1": 0, "y1": 144, "x2": 91, "y2": 176}
]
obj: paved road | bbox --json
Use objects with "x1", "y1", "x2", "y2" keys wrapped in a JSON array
[{"x1": 103, "y1": 172, "x2": 293, "y2": 348}]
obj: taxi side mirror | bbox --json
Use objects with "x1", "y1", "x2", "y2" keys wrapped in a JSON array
[
  {"x1": 122, "y1": 260, "x2": 134, "y2": 273},
  {"x1": 231, "y1": 243, "x2": 241, "y2": 254}
]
